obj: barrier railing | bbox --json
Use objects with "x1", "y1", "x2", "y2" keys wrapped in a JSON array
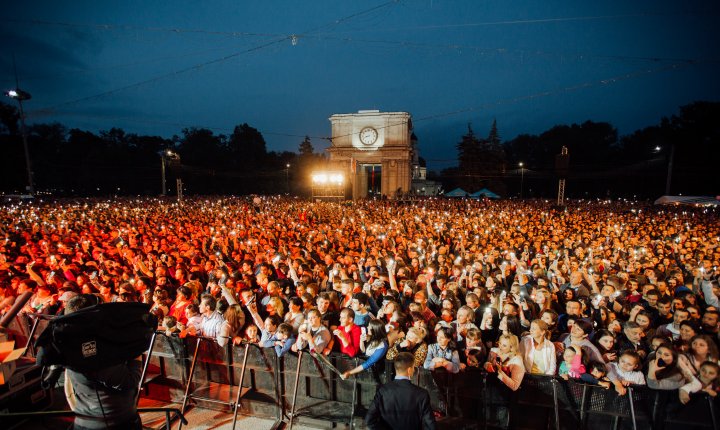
[
  {"x1": 0, "y1": 407, "x2": 188, "y2": 430},
  {"x1": 136, "y1": 334, "x2": 720, "y2": 430}
]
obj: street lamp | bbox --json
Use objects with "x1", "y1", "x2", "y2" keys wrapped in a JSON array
[
  {"x1": 285, "y1": 163, "x2": 291, "y2": 194},
  {"x1": 5, "y1": 88, "x2": 34, "y2": 195},
  {"x1": 653, "y1": 145, "x2": 675, "y2": 195},
  {"x1": 161, "y1": 150, "x2": 179, "y2": 196},
  {"x1": 519, "y1": 162, "x2": 524, "y2": 199}
]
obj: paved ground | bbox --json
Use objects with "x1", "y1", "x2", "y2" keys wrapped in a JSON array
[
  {"x1": 9, "y1": 386, "x2": 354, "y2": 430},
  {"x1": 139, "y1": 397, "x2": 346, "y2": 430}
]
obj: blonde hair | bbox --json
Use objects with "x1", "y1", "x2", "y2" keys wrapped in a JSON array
[
  {"x1": 498, "y1": 333, "x2": 520, "y2": 356},
  {"x1": 268, "y1": 297, "x2": 285, "y2": 318},
  {"x1": 407, "y1": 326, "x2": 426, "y2": 341}
]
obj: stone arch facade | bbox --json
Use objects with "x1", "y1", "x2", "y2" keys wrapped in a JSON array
[{"x1": 327, "y1": 110, "x2": 412, "y2": 200}]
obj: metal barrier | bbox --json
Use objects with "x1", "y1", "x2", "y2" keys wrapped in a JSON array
[
  {"x1": 282, "y1": 351, "x2": 369, "y2": 430},
  {"x1": 0, "y1": 407, "x2": 188, "y2": 430},
  {"x1": 138, "y1": 334, "x2": 284, "y2": 430},
  {"x1": 421, "y1": 371, "x2": 715, "y2": 430},
  {"x1": 138, "y1": 334, "x2": 719, "y2": 430},
  {"x1": 4, "y1": 315, "x2": 716, "y2": 429}
]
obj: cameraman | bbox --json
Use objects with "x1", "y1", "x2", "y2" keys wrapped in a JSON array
[{"x1": 63, "y1": 295, "x2": 143, "y2": 430}]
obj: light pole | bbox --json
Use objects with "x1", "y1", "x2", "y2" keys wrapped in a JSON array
[
  {"x1": 665, "y1": 144, "x2": 675, "y2": 196},
  {"x1": 519, "y1": 162, "x2": 524, "y2": 199},
  {"x1": 285, "y1": 163, "x2": 291, "y2": 194},
  {"x1": 161, "y1": 150, "x2": 179, "y2": 196},
  {"x1": 654, "y1": 145, "x2": 675, "y2": 195},
  {"x1": 5, "y1": 89, "x2": 34, "y2": 195}
]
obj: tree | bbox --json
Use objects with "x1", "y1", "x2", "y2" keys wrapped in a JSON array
[
  {"x1": 227, "y1": 123, "x2": 267, "y2": 168},
  {"x1": 456, "y1": 123, "x2": 482, "y2": 191},
  {"x1": 298, "y1": 136, "x2": 314, "y2": 157},
  {"x1": 487, "y1": 118, "x2": 501, "y2": 148},
  {"x1": 177, "y1": 127, "x2": 223, "y2": 167},
  {"x1": 478, "y1": 120, "x2": 506, "y2": 195}
]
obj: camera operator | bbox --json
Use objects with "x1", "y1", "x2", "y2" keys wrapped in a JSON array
[{"x1": 63, "y1": 295, "x2": 143, "y2": 430}]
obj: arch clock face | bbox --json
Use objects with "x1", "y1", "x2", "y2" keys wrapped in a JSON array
[{"x1": 359, "y1": 126, "x2": 379, "y2": 145}]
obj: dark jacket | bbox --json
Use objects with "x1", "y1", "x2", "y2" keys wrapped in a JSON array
[
  {"x1": 66, "y1": 359, "x2": 143, "y2": 429},
  {"x1": 365, "y1": 377, "x2": 436, "y2": 430},
  {"x1": 616, "y1": 333, "x2": 650, "y2": 358}
]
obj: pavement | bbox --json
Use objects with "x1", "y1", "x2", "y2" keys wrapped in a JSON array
[
  {"x1": 9, "y1": 385, "x2": 355, "y2": 430},
  {"x1": 138, "y1": 397, "x2": 347, "y2": 430}
]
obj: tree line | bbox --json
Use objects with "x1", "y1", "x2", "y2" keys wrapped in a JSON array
[
  {"x1": 0, "y1": 104, "x2": 325, "y2": 196},
  {"x1": 0, "y1": 100, "x2": 717, "y2": 198},
  {"x1": 442, "y1": 101, "x2": 719, "y2": 199}
]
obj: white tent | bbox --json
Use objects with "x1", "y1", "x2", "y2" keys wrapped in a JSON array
[
  {"x1": 653, "y1": 195, "x2": 720, "y2": 206},
  {"x1": 445, "y1": 188, "x2": 470, "y2": 198},
  {"x1": 470, "y1": 188, "x2": 501, "y2": 199}
]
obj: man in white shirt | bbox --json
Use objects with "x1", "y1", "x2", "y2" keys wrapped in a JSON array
[{"x1": 190, "y1": 294, "x2": 224, "y2": 339}]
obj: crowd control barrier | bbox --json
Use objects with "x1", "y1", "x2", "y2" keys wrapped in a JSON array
[
  {"x1": 139, "y1": 333, "x2": 719, "y2": 430},
  {"x1": 0, "y1": 407, "x2": 188, "y2": 430}
]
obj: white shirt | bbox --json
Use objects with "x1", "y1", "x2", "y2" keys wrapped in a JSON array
[
  {"x1": 200, "y1": 311, "x2": 225, "y2": 339},
  {"x1": 609, "y1": 362, "x2": 646, "y2": 385}
]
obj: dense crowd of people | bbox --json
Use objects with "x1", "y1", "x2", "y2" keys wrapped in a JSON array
[{"x1": 1, "y1": 196, "x2": 719, "y2": 411}]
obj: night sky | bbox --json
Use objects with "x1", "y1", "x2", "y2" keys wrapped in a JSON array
[{"x1": 2, "y1": 1, "x2": 719, "y2": 170}]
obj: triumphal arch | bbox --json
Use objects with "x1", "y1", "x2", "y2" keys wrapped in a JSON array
[{"x1": 327, "y1": 110, "x2": 412, "y2": 200}]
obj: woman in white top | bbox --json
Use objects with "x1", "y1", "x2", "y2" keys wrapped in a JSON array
[
  {"x1": 519, "y1": 319, "x2": 557, "y2": 376},
  {"x1": 485, "y1": 333, "x2": 525, "y2": 391}
]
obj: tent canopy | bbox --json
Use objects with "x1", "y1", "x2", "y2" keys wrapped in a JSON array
[
  {"x1": 445, "y1": 188, "x2": 469, "y2": 198},
  {"x1": 653, "y1": 195, "x2": 719, "y2": 206},
  {"x1": 470, "y1": 188, "x2": 501, "y2": 199},
  {"x1": 445, "y1": 187, "x2": 501, "y2": 199}
]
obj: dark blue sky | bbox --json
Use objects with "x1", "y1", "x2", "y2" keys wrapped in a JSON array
[{"x1": 2, "y1": 1, "x2": 719, "y2": 170}]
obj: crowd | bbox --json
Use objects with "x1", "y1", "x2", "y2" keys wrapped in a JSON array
[{"x1": 1, "y1": 196, "x2": 719, "y2": 411}]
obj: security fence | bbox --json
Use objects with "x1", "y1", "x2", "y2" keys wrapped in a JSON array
[{"x1": 139, "y1": 333, "x2": 718, "y2": 430}]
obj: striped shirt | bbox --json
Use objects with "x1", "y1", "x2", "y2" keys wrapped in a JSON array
[{"x1": 200, "y1": 311, "x2": 225, "y2": 339}]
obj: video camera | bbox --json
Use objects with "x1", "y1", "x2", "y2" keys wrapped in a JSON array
[{"x1": 35, "y1": 301, "x2": 157, "y2": 371}]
